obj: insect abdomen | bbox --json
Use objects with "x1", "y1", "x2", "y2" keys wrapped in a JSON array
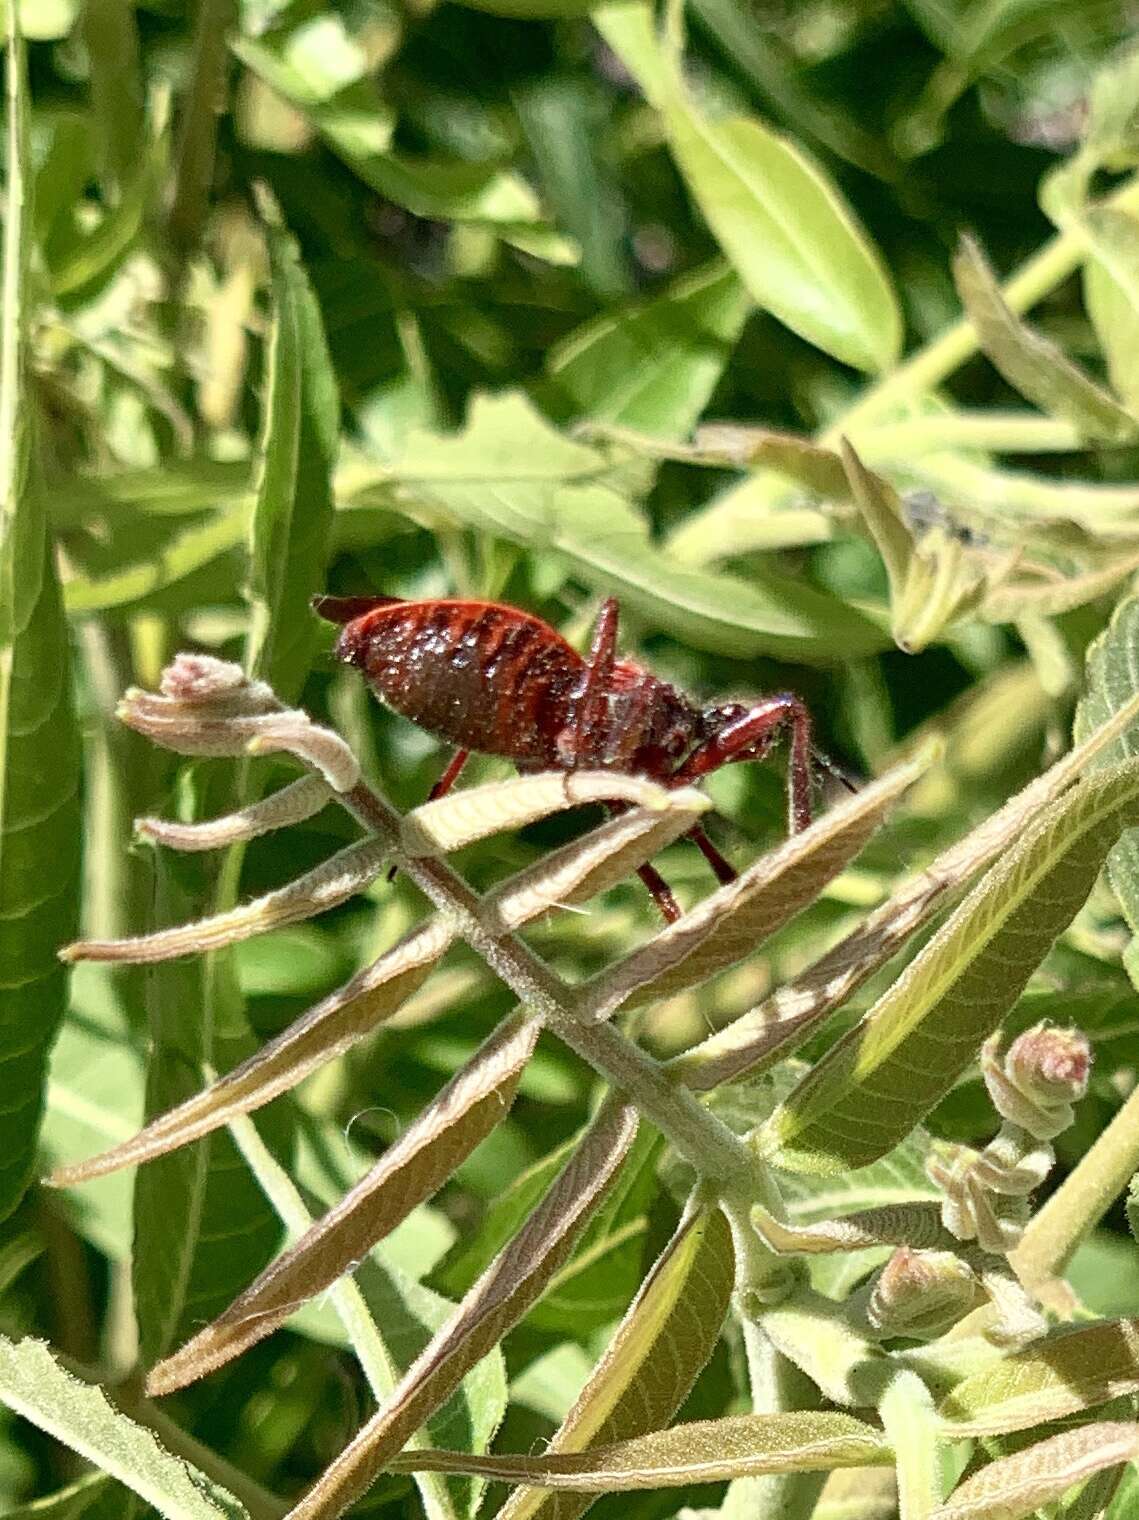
[{"x1": 330, "y1": 599, "x2": 583, "y2": 765}]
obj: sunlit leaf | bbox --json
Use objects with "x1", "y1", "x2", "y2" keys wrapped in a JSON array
[
  {"x1": 596, "y1": 5, "x2": 899, "y2": 372},
  {"x1": 0, "y1": 1337, "x2": 248, "y2": 1519},
  {"x1": 0, "y1": 15, "x2": 82, "y2": 1222},
  {"x1": 375, "y1": 393, "x2": 886, "y2": 661},
  {"x1": 940, "y1": 1319, "x2": 1139, "y2": 1436},
  {"x1": 387, "y1": 1410, "x2": 892, "y2": 1489},
  {"x1": 932, "y1": 1420, "x2": 1139, "y2": 1520},
  {"x1": 540, "y1": 262, "x2": 749, "y2": 436}
]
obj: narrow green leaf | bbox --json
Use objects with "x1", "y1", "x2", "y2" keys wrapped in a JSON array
[
  {"x1": 499, "y1": 1203, "x2": 735, "y2": 1520},
  {"x1": 953, "y1": 235, "x2": 1137, "y2": 443},
  {"x1": 0, "y1": 1471, "x2": 126, "y2": 1519},
  {"x1": 166, "y1": 0, "x2": 234, "y2": 260},
  {"x1": 939, "y1": 1319, "x2": 1139, "y2": 1437},
  {"x1": 285, "y1": 1097, "x2": 639, "y2": 1520},
  {"x1": 583, "y1": 753, "x2": 924, "y2": 1020},
  {"x1": 1084, "y1": 209, "x2": 1139, "y2": 415},
  {"x1": 387, "y1": 1411, "x2": 893, "y2": 1490},
  {"x1": 147, "y1": 1011, "x2": 539, "y2": 1392},
  {"x1": 0, "y1": 1336, "x2": 248, "y2": 1519},
  {"x1": 80, "y1": 0, "x2": 144, "y2": 199},
  {"x1": 932, "y1": 1421, "x2": 1139, "y2": 1520},
  {"x1": 540, "y1": 262, "x2": 749, "y2": 436},
  {"x1": 246, "y1": 203, "x2": 338, "y2": 700},
  {"x1": 0, "y1": 10, "x2": 82, "y2": 1221},
  {"x1": 763, "y1": 758, "x2": 1139, "y2": 1173}
]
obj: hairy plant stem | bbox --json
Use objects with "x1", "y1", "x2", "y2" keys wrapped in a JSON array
[
  {"x1": 339, "y1": 780, "x2": 760, "y2": 1189},
  {"x1": 1011, "y1": 1079, "x2": 1139, "y2": 1290}
]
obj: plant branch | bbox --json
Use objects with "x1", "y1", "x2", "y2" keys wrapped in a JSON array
[{"x1": 339, "y1": 779, "x2": 758, "y2": 1188}]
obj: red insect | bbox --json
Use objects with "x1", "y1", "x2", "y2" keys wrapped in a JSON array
[{"x1": 314, "y1": 592, "x2": 825, "y2": 923}]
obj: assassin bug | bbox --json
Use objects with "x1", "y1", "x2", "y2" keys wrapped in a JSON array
[{"x1": 314, "y1": 592, "x2": 830, "y2": 923}]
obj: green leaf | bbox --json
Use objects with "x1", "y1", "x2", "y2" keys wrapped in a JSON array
[
  {"x1": 380, "y1": 393, "x2": 885, "y2": 661},
  {"x1": 762, "y1": 758, "x2": 1139, "y2": 1173},
  {"x1": 953, "y1": 234, "x2": 1137, "y2": 443},
  {"x1": 499, "y1": 1203, "x2": 735, "y2": 1520},
  {"x1": 0, "y1": 1472, "x2": 128, "y2": 1519},
  {"x1": 540, "y1": 262, "x2": 749, "y2": 436},
  {"x1": 1084, "y1": 209, "x2": 1139, "y2": 415},
  {"x1": 939, "y1": 1319, "x2": 1139, "y2": 1437},
  {"x1": 246, "y1": 202, "x2": 338, "y2": 700},
  {"x1": 597, "y1": 5, "x2": 900, "y2": 372},
  {"x1": 63, "y1": 506, "x2": 248, "y2": 615},
  {"x1": 0, "y1": 1336, "x2": 248, "y2": 1519},
  {"x1": 934, "y1": 1421, "x2": 1139, "y2": 1520},
  {"x1": 387, "y1": 1411, "x2": 893, "y2": 1489},
  {"x1": 0, "y1": 13, "x2": 82, "y2": 1222}
]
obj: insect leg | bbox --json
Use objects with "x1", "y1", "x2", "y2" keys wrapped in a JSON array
[
  {"x1": 675, "y1": 694, "x2": 814, "y2": 834},
  {"x1": 687, "y1": 825, "x2": 737, "y2": 886},
  {"x1": 636, "y1": 862, "x2": 682, "y2": 924},
  {"x1": 388, "y1": 749, "x2": 471, "y2": 881},
  {"x1": 427, "y1": 748, "x2": 471, "y2": 803}
]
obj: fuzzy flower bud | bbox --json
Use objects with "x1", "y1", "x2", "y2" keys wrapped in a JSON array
[
  {"x1": 867, "y1": 1247, "x2": 979, "y2": 1339},
  {"x1": 982, "y1": 1024, "x2": 1091, "y2": 1139},
  {"x1": 120, "y1": 654, "x2": 359, "y2": 791}
]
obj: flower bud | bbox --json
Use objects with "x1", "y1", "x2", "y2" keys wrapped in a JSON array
[
  {"x1": 868, "y1": 1247, "x2": 979, "y2": 1338},
  {"x1": 982, "y1": 1024, "x2": 1091, "y2": 1139}
]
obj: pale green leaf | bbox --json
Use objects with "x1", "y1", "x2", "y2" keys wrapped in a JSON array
[
  {"x1": 0, "y1": 1336, "x2": 248, "y2": 1519},
  {"x1": 763, "y1": 759, "x2": 1139, "y2": 1173},
  {"x1": 379, "y1": 393, "x2": 885, "y2": 660},
  {"x1": 499, "y1": 1203, "x2": 735, "y2": 1520},
  {"x1": 0, "y1": 14, "x2": 82, "y2": 1221},
  {"x1": 387, "y1": 1411, "x2": 893, "y2": 1489},
  {"x1": 939, "y1": 1319, "x2": 1139, "y2": 1436},
  {"x1": 953, "y1": 235, "x2": 1137, "y2": 443},
  {"x1": 595, "y1": 7, "x2": 899, "y2": 372},
  {"x1": 932, "y1": 1420, "x2": 1139, "y2": 1520}
]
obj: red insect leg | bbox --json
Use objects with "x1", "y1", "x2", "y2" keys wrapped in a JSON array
[
  {"x1": 675, "y1": 694, "x2": 814, "y2": 835},
  {"x1": 687, "y1": 825, "x2": 737, "y2": 886}
]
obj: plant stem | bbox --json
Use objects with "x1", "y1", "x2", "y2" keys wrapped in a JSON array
[
  {"x1": 1010, "y1": 1080, "x2": 1139, "y2": 1290},
  {"x1": 339, "y1": 780, "x2": 759, "y2": 1188},
  {"x1": 879, "y1": 1371, "x2": 941, "y2": 1520}
]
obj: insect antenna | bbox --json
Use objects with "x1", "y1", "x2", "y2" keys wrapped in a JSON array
[{"x1": 811, "y1": 747, "x2": 858, "y2": 797}]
